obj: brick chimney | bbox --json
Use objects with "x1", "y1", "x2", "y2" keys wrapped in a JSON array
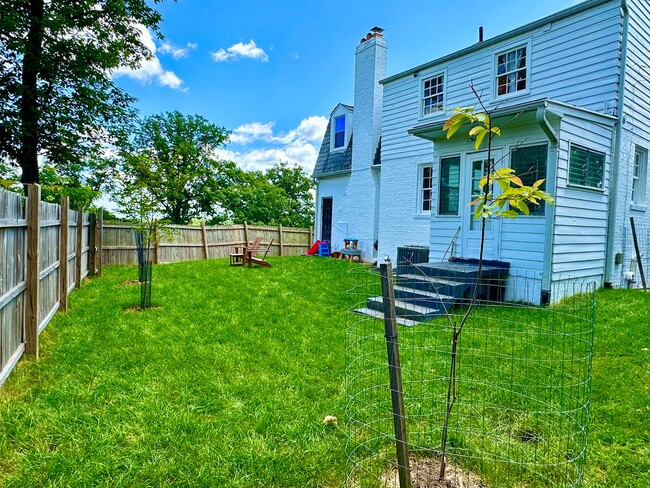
[{"x1": 352, "y1": 27, "x2": 387, "y2": 171}]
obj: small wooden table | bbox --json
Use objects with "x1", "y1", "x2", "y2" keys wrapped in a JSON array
[{"x1": 340, "y1": 249, "x2": 363, "y2": 263}]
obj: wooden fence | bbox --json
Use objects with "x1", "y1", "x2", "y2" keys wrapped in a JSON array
[
  {"x1": 1, "y1": 184, "x2": 313, "y2": 385},
  {"x1": 0, "y1": 185, "x2": 98, "y2": 386},
  {"x1": 101, "y1": 222, "x2": 313, "y2": 266}
]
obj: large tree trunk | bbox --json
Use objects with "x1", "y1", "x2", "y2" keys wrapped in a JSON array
[{"x1": 18, "y1": 0, "x2": 45, "y2": 185}]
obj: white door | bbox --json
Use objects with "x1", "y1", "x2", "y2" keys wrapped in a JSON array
[{"x1": 462, "y1": 151, "x2": 501, "y2": 261}]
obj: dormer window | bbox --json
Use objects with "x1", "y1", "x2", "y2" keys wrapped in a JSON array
[
  {"x1": 334, "y1": 115, "x2": 346, "y2": 148},
  {"x1": 422, "y1": 74, "x2": 444, "y2": 116},
  {"x1": 496, "y1": 45, "x2": 527, "y2": 97}
]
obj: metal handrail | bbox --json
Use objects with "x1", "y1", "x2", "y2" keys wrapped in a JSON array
[{"x1": 441, "y1": 226, "x2": 461, "y2": 262}]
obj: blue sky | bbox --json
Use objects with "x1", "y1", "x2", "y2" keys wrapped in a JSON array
[{"x1": 112, "y1": 0, "x2": 579, "y2": 174}]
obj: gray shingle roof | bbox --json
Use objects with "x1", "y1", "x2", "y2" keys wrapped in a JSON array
[{"x1": 312, "y1": 118, "x2": 353, "y2": 177}]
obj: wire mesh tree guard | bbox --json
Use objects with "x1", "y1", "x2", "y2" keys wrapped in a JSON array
[
  {"x1": 134, "y1": 228, "x2": 153, "y2": 310},
  {"x1": 345, "y1": 264, "x2": 595, "y2": 488}
]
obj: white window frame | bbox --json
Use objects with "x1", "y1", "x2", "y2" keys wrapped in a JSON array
[
  {"x1": 492, "y1": 40, "x2": 531, "y2": 102},
  {"x1": 421, "y1": 72, "x2": 445, "y2": 117},
  {"x1": 632, "y1": 146, "x2": 648, "y2": 208},
  {"x1": 418, "y1": 164, "x2": 433, "y2": 214}
]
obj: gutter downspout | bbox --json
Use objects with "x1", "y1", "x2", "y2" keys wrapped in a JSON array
[
  {"x1": 604, "y1": 0, "x2": 629, "y2": 287},
  {"x1": 537, "y1": 105, "x2": 559, "y2": 297}
]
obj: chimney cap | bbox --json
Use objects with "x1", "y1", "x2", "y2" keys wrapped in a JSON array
[{"x1": 370, "y1": 26, "x2": 384, "y2": 34}]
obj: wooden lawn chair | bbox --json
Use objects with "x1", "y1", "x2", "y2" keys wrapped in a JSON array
[
  {"x1": 230, "y1": 236, "x2": 261, "y2": 266},
  {"x1": 248, "y1": 238, "x2": 274, "y2": 267}
]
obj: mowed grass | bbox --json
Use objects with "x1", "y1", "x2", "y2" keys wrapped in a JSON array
[
  {"x1": 0, "y1": 256, "x2": 357, "y2": 487},
  {"x1": 0, "y1": 257, "x2": 648, "y2": 487}
]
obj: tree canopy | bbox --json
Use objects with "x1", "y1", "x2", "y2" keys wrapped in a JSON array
[
  {"x1": 0, "y1": 0, "x2": 167, "y2": 185},
  {"x1": 209, "y1": 161, "x2": 314, "y2": 228},
  {"x1": 113, "y1": 111, "x2": 230, "y2": 224}
]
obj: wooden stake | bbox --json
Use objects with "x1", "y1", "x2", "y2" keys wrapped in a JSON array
[
  {"x1": 379, "y1": 263, "x2": 412, "y2": 488},
  {"x1": 25, "y1": 184, "x2": 41, "y2": 357},
  {"x1": 630, "y1": 217, "x2": 647, "y2": 290},
  {"x1": 75, "y1": 208, "x2": 83, "y2": 288},
  {"x1": 201, "y1": 221, "x2": 210, "y2": 259},
  {"x1": 279, "y1": 224, "x2": 284, "y2": 256},
  {"x1": 59, "y1": 196, "x2": 69, "y2": 312}
]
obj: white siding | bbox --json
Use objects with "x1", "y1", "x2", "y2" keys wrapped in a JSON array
[
  {"x1": 380, "y1": 0, "x2": 622, "y2": 267},
  {"x1": 551, "y1": 115, "x2": 613, "y2": 283},
  {"x1": 610, "y1": 0, "x2": 650, "y2": 288},
  {"x1": 314, "y1": 175, "x2": 350, "y2": 250}
]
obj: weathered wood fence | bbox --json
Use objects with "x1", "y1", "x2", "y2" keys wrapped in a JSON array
[
  {"x1": 101, "y1": 222, "x2": 313, "y2": 266},
  {"x1": 0, "y1": 185, "x2": 99, "y2": 386},
  {"x1": 1, "y1": 184, "x2": 313, "y2": 385}
]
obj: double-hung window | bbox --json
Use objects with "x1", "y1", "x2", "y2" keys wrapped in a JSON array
[
  {"x1": 496, "y1": 46, "x2": 527, "y2": 97},
  {"x1": 333, "y1": 115, "x2": 345, "y2": 149},
  {"x1": 510, "y1": 143, "x2": 548, "y2": 215},
  {"x1": 569, "y1": 144, "x2": 605, "y2": 190},
  {"x1": 420, "y1": 165, "x2": 433, "y2": 213},
  {"x1": 422, "y1": 74, "x2": 444, "y2": 116},
  {"x1": 632, "y1": 146, "x2": 648, "y2": 206}
]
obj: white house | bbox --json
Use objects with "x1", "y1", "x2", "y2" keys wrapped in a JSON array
[{"x1": 313, "y1": 0, "x2": 650, "y2": 298}]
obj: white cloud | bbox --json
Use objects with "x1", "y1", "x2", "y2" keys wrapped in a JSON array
[
  {"x1": 229, "y1": 122, "x2": 276, "y2": 144},
  {"x1": 112, "y1": 25, "x2": 186, "y2": 91},
  {"x1": 290, "y1": 52, "x2": 300, "y2": 60},
  {"x1": 159, "y1": 40, "x2": 197, "y2": 59},
  {"x1": 212, "y1": 40, "x2": 269, "y2": 63},
  {"x1": 216, "y1": 116, "x2": 327, "y2": 172}
]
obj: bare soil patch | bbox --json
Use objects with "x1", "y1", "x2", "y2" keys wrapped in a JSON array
[
  {"x1": 118, "y1": 280, "x2": 141, "y2": 286},
  {"x1": 384, "y1": 456, "x2": 487, "y2": 488}
]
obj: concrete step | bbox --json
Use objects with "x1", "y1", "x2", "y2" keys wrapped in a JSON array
[
  {"x1": 393, "y1": 285, "x2": 456, "y2": 312},
  {"x1": 366, "y1": 296, "x2": 443, "y2": 321},
  {"x1": 353, "y1": 307, "x2": 420, "y2": 327},
  {"x1": 396, "y1": 274, "x2": 472, "y2": 298},
  {"x1": 415, "y1": 260, "x2": 510, "y2": 280}
]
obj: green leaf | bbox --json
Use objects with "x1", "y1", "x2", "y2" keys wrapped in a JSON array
[
  {"x1": 443, "y1": 114, "x2": 468, "y2": 139},
  {"x1": 499, "y1": 209, "x2": 519, "y2": 219}
]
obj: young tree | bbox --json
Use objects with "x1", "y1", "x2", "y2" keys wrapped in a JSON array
[
  {"x1": 437, "y1": 85, "x2": 553, "y2": 481},
  {"x1": 115, "y1": 111, "x2": 230, "y2": 224},
  {"x1": 0, "y1": 0, "x2": 168, "y2": 185}
]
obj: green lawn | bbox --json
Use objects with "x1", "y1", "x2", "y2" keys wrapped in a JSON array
[{"x1": 0, "y1": 257, "x2": 647, "y2": 487}]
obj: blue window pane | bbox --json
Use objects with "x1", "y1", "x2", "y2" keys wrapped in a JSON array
[{"x1": 335, "y1": 116, "x2": 345, "y2": 132}]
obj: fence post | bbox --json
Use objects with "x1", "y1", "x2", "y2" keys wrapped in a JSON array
[
  {"x1": 97, "y1": 209, "x2": 103, "y2": 276},
  {"x1": 243, "y1": 221, "x2": 249, "y2": 247},
  {"x1": 201, "y1": 221, "x2": 209, "y2": 259},
  {"x1": 59, "y1": 196, "x2": 69, "y2": 312},
  {"x1": 75, "y1": 208, "x2": 83, "y2": 288},
  {"x1": 153, "y1": 239, "x2": 160, "y2": 265},
  {"x1": 309, "y1": 226, "x2": 314, "y2": 246},
  {"x1": 88, "y1": 213, "x2": 97, "y2": 276},
  {"x1": 25, "y1": 184, "x2": 41, "y2": 357},
  {"x1": 379, "y1": 262, "x2": 412, "y2": 488},
  {"x1": 279, "y1": 224, "x2": 284, "y2": 256}
]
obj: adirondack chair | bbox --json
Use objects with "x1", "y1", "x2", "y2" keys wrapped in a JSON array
[
  {"x1": 230, "y1": 236, "x2": 261, "y2": 266},
  {"x1": 248, "y1": 238, "x2": 274, "y2": 267}
]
